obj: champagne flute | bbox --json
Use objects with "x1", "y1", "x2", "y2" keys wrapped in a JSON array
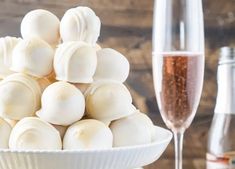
[{"x1": 152, "y1": 0, "x2": 204, "y2": 169}]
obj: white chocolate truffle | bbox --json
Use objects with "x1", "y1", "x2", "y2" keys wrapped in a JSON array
[
  {"x1": 60, "y1": 6, "x2": 101, "y2": 45},
  {"x1": 94, "y1": 48, "x2": 130, "y2": 82},
  {"x1": 9, "y1": 117, "x2": 62, "y2": 150},
  {"x1": 21, "y1": 9, "x2": 60, "y2": 46},
  {"x1": 0, "y1": 117, "x2": 12, "y2": 149},
  {"x1": 0, "y1": 36, "x2": 21, "y2": 78},
  {"x1": 54, "y1": 41, "x2": 97, "y2": 83},
  {"x1": 63, "y1": 119, "x2": 113, "y2": 150},
  {"x1": 85, "y1": 81, "x2": 136, "y2": 121},
  {"x1": 0, "y1": 73, "x2": 41, "y2": 120},
  {"x1": 110, "y1": 112, "x2": 154, "y2": 147},
  {"x1": 11, "y1": 38, "x2": 54, "y2": 78},
  {"x1": 37, "y1": 81, "x2": 85, "y2": 126}
]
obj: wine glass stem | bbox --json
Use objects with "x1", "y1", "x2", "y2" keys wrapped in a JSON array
[{"x1": 173, "y1": 130, "x2": 184, "y2": 169}]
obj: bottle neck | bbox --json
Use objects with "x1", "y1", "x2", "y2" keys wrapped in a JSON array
[{"x1": 215, "y1": 63, "x2": 235, "y2": 115}]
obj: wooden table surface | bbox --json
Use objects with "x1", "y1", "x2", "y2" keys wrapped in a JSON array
[{"x1": 0, "y1": 0, "x2": 234, "y2": 169}]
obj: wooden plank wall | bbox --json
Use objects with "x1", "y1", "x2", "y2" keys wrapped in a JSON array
[
  {"x1": 0, "y1": 0, "x2": 234, "y2": 116},
  {"x1": 0, "y1": 0, "x2": 234, "y2": 168}
]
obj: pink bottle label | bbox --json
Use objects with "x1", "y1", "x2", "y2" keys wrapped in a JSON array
[{"x1": 207, "y1": 152, "x2": 235, "y2": 169}]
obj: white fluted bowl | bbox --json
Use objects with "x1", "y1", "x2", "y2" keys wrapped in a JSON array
[{"x1": 0, "y1": 126, "x2": 172, "y2": 169}]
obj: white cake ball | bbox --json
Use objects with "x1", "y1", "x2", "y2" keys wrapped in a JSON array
[
  {"x1": 63, "y1": 119, "x2": 113, "y2": 150},
  {"x1": 0, "y1": 36, "x2": 22, "y2": 79},
  {"x1": 0, "y1": 73, "x2": 41, "y2": 120},
  {"x1": 85, "y1": 80, "x2": 136, "y2": 121},
  {"x1": 37, "y1": 81, "x2": 85, "y2": 126},
  {"x1": 9, "y1": 117, "x2": 62, "y2": 150},
  {"x1": 94, "y1": 48, "x2": 130, "y2": 82},
  {"x1": 21, "y1": 9, "x2": 60, "y2": 46},
  {"x1": 110, "y1": 111, "x2": 154, "y2": 147},
  {"x1": 60, "y1": 6, "x2": 101, "y2": 44},
  {"x1": 0, "y1": 117, "x2": 12, "y2": 149},
  {"x1": 54, "y1": 41, "x2": 97, "y2": 83},
  {"x1": 11, "y1": 38, "x2": 54, "y2": 78}
]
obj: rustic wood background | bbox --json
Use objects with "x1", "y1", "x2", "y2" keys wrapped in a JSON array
[{"x1": 0, "y1": 0, "x2": 234, "y2": 168}]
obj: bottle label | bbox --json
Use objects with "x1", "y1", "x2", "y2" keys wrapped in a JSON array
[
  {"x1": 215, "y1": 64, "x2": 235, "y2": 115},
  {"x1": 214, "y1": 110, "x2": 235, "y2": 115},
  {"x1": 207, "y1": 152, "x2": 235, "y2": 169}
]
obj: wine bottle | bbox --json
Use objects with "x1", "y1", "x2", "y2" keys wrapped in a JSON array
[{"x1": 207, "y1": 47, "x2": 235, "y2": 169}]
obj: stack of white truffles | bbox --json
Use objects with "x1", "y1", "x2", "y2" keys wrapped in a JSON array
[{"x1": 0, "y1": 6, "x2": 155, "y2": 150}]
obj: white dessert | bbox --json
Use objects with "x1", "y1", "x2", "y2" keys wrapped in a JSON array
[
  {"x1": 0, "y1": 6, "x2": 160, "y2": 152},
  {"x1": 85, "y1": 80, "x2": 136, "y2": 121},
  {"x1": 60, "y1": 6, "x2": 101, "y2": 45},
  {"x1": 9, "y1": 117, "x2": 62, "y2": 150},
  {"x1": 0, "y1": 73, "x2": 41, "y2": 120},
  {"x1": 21, "y1": 9, "x2": 60, "y2": 47},
  {"x1": 63, "y1": 119, "x2": 113, "y2": 150},
  {"x1": 54, "y1": 41, "x2": 97, "y2": 83},
  {"x1": 94, "y1": 48, "x2": 130, "y2": 82},
  {"x1": 37, "y1": 81, "x2": 85, "y2": 126},
  {"x1": 0, "y1": 117, "x2": 12, "y2": 149},
  {"x1": 11, "y1": 38, "x2": 54, "y2": 78},
  {"x1": 110, "y1": 111, "x2": 154, "y2": 147},
  {"x1": 0, "y1": 36, "x2": 22, "y2": 78}
]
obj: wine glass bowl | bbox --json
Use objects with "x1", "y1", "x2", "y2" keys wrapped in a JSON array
[{"x1": 153, "y1": 52, "x2": 204, "y2": 131}]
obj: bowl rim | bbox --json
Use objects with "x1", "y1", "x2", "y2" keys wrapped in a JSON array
[{"x1": 0, "y1": 125, "x2": 172, "y2": 154}]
